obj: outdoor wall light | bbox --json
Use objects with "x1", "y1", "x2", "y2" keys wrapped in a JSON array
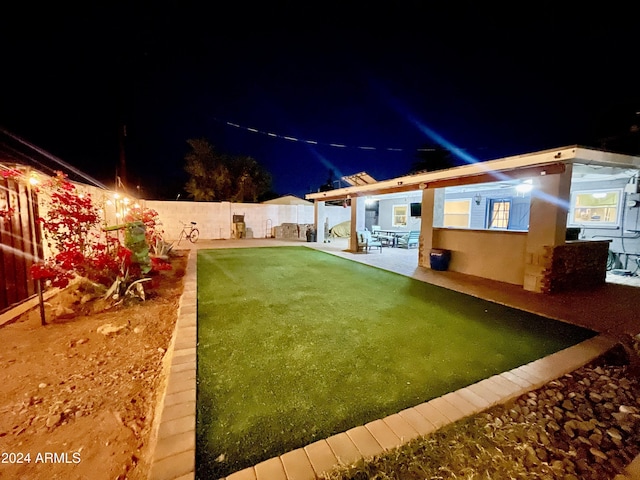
[
  {"x1": 516, "y1": 183, "x2": 533, "y2": 193},
  {"x1": 474, "y1": 193, "x2": 482, "y2": 205},
  {"x1": 515, "y1": 179, "x2": 533, "y2": 194},
  {"x1": 419, "y1": 182, "x2": 427, "y2": 190}
]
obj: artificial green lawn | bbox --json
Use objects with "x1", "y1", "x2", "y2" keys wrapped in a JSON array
[{"x1": 196, "y1": 247, "x2": 594, "y2": 477}]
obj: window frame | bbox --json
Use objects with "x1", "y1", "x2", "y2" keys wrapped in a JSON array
[
  {"x1": 487, "y1": 198, "x2": 511, "y2": 230},
  {"x1": 392, "y1": 204, "x2": 408, "y2": 227},
  {"x1": 568, "y1": 188, "x2": 622, "y2": 228},
  {"x1": 442, "y1": 199, "x2": 471, "y2": 228}
]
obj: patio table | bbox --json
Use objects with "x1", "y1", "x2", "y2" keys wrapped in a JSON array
[{"x1": 376, "y1": 230, "x2": 408, "y2": 247}]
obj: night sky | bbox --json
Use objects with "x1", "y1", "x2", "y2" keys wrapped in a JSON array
[{"x1": 2, "y1": 3, "x2": 638, "y2": 200}]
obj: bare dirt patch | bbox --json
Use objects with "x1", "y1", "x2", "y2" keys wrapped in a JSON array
[{"x1": 0, "y1": 251, "x2": 188, "y2": 480}]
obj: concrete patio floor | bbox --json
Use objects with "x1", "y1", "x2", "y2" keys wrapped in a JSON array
[{"x1": 149, "y1": 237, "x2": 640, "y2": 480}]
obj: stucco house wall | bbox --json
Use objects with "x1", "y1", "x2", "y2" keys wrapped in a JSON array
[{"x1": 432, "y1": 228, "x2": 527, "y2": 285}]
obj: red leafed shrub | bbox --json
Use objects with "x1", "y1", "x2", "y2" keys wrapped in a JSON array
[
  {"x1": 151, "y1": 256, "x2": 172, "y2": 271},
  {"x1": 30, "y1": 171, "x2": 171, "y2": 299},
  {"x1": 37, "y1": 171, "x2": 101, "y2": 256}
]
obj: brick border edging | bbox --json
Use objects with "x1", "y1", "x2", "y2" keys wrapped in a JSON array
[{"x1": 148, "y1": 250, "x2": 197, "y2": 480}]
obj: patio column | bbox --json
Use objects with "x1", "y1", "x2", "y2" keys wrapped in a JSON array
[
  {"x1": 419, "y1": 188, "x2": 435, "y2": 268},
  {"x1": 314, "y1": 200, "x2": 327, "y2": 243},
  {"x1": 349, "y1": 196, "x2": 365, "y2": 252},
  {"x1": 524, "y1": 165, "x2": 573, "y2": 292}
]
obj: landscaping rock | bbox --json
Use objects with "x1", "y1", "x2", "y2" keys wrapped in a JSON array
[{"x1": 97, "y1": 323, "x2": 127, "y2": 335}]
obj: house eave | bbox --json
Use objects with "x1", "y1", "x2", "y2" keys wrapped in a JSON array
[{"x1": 305, "y1": 146, "x2": 640, "y2": 202}]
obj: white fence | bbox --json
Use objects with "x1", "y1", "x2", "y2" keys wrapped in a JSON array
[
  {"x1": 143, "y1": 200, "x2": 316, "y2": 241},
  {"x1": 47, "y1": 178, "x2": 353, "y2": 246}
]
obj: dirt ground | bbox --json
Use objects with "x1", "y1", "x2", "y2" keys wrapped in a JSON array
[{"x1": 0, "y1": 251, "x2": 188, "y2": 480}]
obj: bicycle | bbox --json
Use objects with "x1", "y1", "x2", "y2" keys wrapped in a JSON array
[{"x1": 177, "y1": 221, "x2": 199, "y2": 244}]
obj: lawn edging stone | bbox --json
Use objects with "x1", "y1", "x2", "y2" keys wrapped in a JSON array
[
  {"x1": 148, "y1": 250, "x2": 198, "y2": 480},
  {"x1": 280, "y1": 448, "x2": 317, "y2": 480},
  {"x1": 346, "y1": 426, "x2": 384, "y2": 458},
  {"x1": 303, "y1": 440, "x2": 340, "y2": 477}
]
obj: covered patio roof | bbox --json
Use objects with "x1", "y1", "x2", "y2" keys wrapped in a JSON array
[{"x1": 305, "y1": 146, "x2": 640, "y2": 202}]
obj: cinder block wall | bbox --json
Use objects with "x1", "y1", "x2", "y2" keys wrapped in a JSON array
[{"x1": 144, "y1": 200, "x2": 314, "y2": 241}]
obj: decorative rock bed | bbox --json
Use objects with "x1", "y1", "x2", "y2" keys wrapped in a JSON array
[{"x1": 480, "y1": 344, "x2": 640, "y2": 480}]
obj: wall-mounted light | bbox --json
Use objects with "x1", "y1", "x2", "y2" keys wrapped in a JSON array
[
  {"x1": 474, "y1": 193, "x2": 482, "y2": 205},
  {"x1": 29, "y1": 174, "x2": 39, "y2": 186},
  {"x1": 515, "y1": 179, "x2": 533, "y2": 194},
  {"x1": 418, "y1": 182, "x2": 427, "y2": 190}
]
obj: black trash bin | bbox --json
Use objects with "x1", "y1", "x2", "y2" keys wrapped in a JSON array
[
  {"x1": 306, "y1": 229, "x2": 317, "y2": 242},
  {"x1": 430, "y1": 248, "x2": 451, "y2": 271}
]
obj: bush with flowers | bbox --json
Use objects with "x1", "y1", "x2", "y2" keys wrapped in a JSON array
[
  {"x1": 29, "y1": 171, "x2": 170, "y2": 306},
  {"x1": 124, "y1": 206, "x2": 173, "y2": 262}
]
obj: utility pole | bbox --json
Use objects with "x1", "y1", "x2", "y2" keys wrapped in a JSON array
[{"x1": 118, "y1": 124, "x2": 127, "y2": 190}]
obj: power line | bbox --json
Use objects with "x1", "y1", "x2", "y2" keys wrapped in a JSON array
[
  {"x1": 0, "y1": 127, "x2": 109, "y2": 190},
  {"x1": 214, "y1": 117, "x2": 453, "y2": 153}
]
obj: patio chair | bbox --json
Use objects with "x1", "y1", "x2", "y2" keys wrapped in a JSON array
[
  {"x1": 371, "y1": 225, "x2": 381, "y2": 238},
  {"x1": 397, "y1": 230, "x2": 420, "y2": 249},
  {"x1": 357, "y1": 230, "x2": 383, "y2": 253}
]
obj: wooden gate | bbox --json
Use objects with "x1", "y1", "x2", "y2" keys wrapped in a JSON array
[{"x1": 0, "y1": 176, "x2": 42, "y2": 312}]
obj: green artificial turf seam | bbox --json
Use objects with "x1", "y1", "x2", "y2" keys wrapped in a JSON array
[{"x1": 195, "y1": 246, "x2": 594, "y2": 477}]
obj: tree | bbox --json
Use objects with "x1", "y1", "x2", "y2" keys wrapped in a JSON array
[
  {"x1": 409, "y1": 145, "x2": 457, "y2": 174},
  {"x1": 183, "y1": 139, "x2": 232, "y2": 201},
  {"x1": 227, "y1": 155, "x2": 272, "y2": 203},
  {"x1": 183, "y1": 138, "x2": 272, "y2": 202}
]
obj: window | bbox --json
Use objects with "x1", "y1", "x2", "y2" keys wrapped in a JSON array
[
  {"x1": 569, "y1": 189, "x2": 621, "y2": 227},
  {"x1": 443, "y1": 199, "x2": 470, "y2": 227},
  {"x1": 392, "y1": 205, "x2": 408, "y2": 227},
  {"x1": 488, "y1": 199, "x2": 511, "y2": 229}
]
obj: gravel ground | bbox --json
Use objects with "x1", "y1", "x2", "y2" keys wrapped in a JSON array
[{"x1": 480, "y1": 345, "x2": 640, "y2": 479}]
